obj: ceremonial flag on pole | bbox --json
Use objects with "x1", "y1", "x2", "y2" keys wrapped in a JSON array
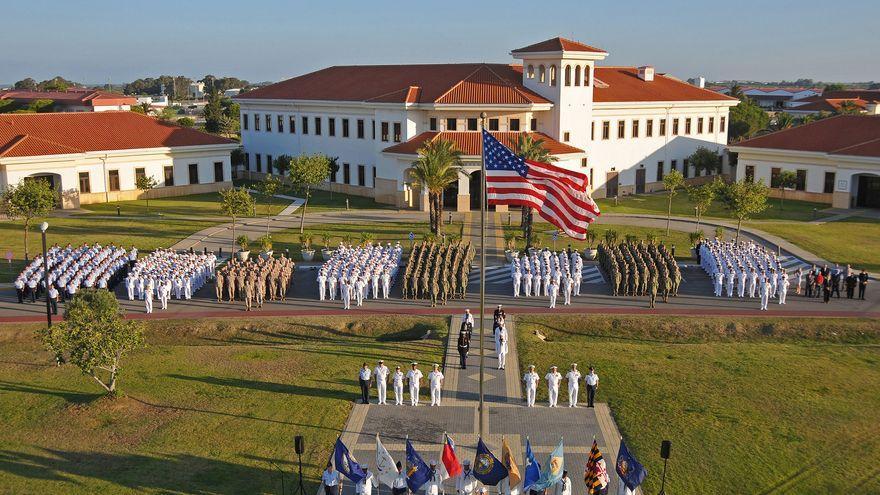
[
  {"x1": 501, "y1": 437, "x2": 521, "y2": 488},
  {"x1": 405, "y1": 438, "x2": 432, "y2": 491},
  {"x1": 615, "y1": 439, "x2": 646, "y2": 495},
  {"x1": 482, "y1": 130, "x2": 600, "y2": 240},
  {"x1": 440, "y1": 433, "x2": 463, "y2": 481},
  {"x1": 522, "y1": 438, "x2": 541, "y2": 491},
  {"x1": 532, "y1": 438, "x2": 565, "y2": 491},
  {"x1": 473, "y1": 438, "x2": 509, "y2": 486},
  {"x1": 375, "y1": 434, "x2": 399, "y2": 489},
  {"x1": 334, "y1": 437, "x2": 366, "y2": 483},
  {"x1": 584, "y1": 439, "x2": 610, "y2": 495}
]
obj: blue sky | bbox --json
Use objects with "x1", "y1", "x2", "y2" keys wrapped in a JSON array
[{"x1": 2, "y1": 0, "x2": 878, "y2": 85}]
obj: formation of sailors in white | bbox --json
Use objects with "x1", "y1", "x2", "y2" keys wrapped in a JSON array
[
  {"x1": 317, "y1": 242, "x2": 402, "y2": 309},
  {"x1": 124, "y1": 249, "x2": 217, "y2": 314},
  {"x1": 699, "y1": 238, "x2": 790, "y2": 311},
  {"x1": 509, "y1": 249, "x2": 584, "y2": 308},
  {"x1": 358, "y1": 361, "x2": 444, "y2": 406},
  {"x1": 14, "y1": 243, "x2": 131, "y2": 303},
  {"x1": 523, "y1": 363, "x2": 600, "y2": 408}
]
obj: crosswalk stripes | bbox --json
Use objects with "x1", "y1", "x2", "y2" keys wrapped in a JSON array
[
  {"x1": 468, "y1": 265, "x2": 606, "y2": 285},
  {"x1": 780, "y1": 255, "x2": 812, "y2": 272}
]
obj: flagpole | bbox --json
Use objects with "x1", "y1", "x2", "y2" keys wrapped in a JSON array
[{"x1": 478, "y1": 112, "x2": 488, "y2": 439}]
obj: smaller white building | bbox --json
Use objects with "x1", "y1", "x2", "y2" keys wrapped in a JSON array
[
  {"x1": 0, "y1": 112, "x2": 238, "y2": 208},
  {"x1": 0, "y1": 89, "x2": 137, "y2": 112},
  {"x1": 188, "y1": 82, "x2": 205, "y2": 99},
  {"x1": 730, "y1": 115, "x2": 880, "y2": 209}
]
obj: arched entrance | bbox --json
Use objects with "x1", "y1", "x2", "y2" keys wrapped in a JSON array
[{"x1": 853, "y1": 173, "x2": 880, "y2": 208}]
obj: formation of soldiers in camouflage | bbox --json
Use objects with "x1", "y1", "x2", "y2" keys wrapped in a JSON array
[
  {"x1": 215, "y1": 255, "x2": 295, "y2": 311},
  {"x1": 401, "y1": 240, "x2": 475, "y2": 307},
  {"x1": 596, "y1": 241, "x2": 681, "y2": 308}
]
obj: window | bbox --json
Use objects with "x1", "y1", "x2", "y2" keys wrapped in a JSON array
[
  {"x1": 289, "y1": 115, "x2": 296, "y2": 134},
  {"x1": 574, "y1": 66, "x2": 581, "y2": 86},
  {"x1": 720, "y1": 116, "x2": 726, "y2": 132},
  {"x1": 302, "y1": 116, "x2": 308, "y2": 134},
  {"x1": 656, "y1": 161, "x2": 664, "y2": 181},
  {"x1": 646, "y1": 119, "x2": 653, "y2": 137},
  {"x1": 242, "y1": 113, "x2": 248, "y2": 130},
  {"x1": 796, "y1": 169, "x2": 807, "y2": 191},
  {"x1": 393, "y1": 122, "x2": 401, "y2": 142},
  {"x1": 214, "y1": 162, "x2": 224, "y2": 182},
  {"x1": 446, "y1": 118, "x2": 457, "y2": 131},
  {"x1": 632, "y1": 120, "x2": 639, "y2": 138},
  {"x1": 108, "y1": 170, "x2": 120, "y2": 191},
  {"x1": 278, "y1": 115, "x2": 284, "y2": 133},
  {"x1": 254, "y1": 113, "x2": 260, "y2": 131},
  {"x1": 683, "y1": 158, "x2": 690, "y2": 178},
  {"x1": 164, "y1": 165, "x2": 174, "y2": 186},
  {"x1": 589, "y1": 168, "x2": 594, "y2": 188},
  {"x1": 265, "y1": 114, "x2": 271, "y2": 132},
  {"x1": 357, "y1": 119, "x2": 365, "y2": 139},
  {"x1": 467, "y1": 118, "x2": 478, "y2": 131},
  {"x1": 372, "y1": 166, "x2": 377, "y2": 188},
  {"x1": 371, "y1": 120, "x2": 375, "y2": 139},
  {"x1": 697, "y1": 117, "x2": 704, "y2": 134},
  {"x1": 527, "y1": 65, "x2": 534, "y2": 78},
  {"x1": 489, "y1": 118, "x2": 499, "y2": 131},
  {"x1": 770, "y1": 167, "x2": 781, "y2": 187},
  {"x1": 745, "y1": 165, "x2": 755, "y2": 182},
  {"x1": 581, "y1": 158, "x2": 588, "y2": 168},
  {"x1": 343, "y1": 163, "x2": 351, "y2": 184},
  {"x1": 358, "y1": 164, "x2": 366, "y2": 187},
  {"x1": 314, "y1": 117, "x2": 322, "y2": 135},
  {"x1": 591, "y1": 121, "x2": 595, "y2": 140},
  {"x1": 266, "y1": 155, "x2": 273, "y2": 174},
  {"x1": 684, "y1": 118, "x2": 691, "y2": 134},
  {"x1": 564, "y1": 65, "x2": 571, "y2": 86},
  {"x1": 549, "y1": 65, "x2": 557, "y2": 86},
  {"x1": 602, "y1": 121, "x2": 610, "y2": 140},
  {"x1": 670, "y1": 160, "x2": 677, "y2": 172},
  {"x1": 78, "y1": 172, "x2": 91, "y2": 193},
  {"x1": 381, "y1": 122, "x2": 389, "y2": 142},
  {"x1": 824, "y1": 172, "x2": 836, "y2": 194},
  {"x1": 509, "y1": 119, "x2": 520, "y2": 131},
  {"x1": 342, "y1": 118, "x2": 350, "y2": 137},
  {"x1": 583, "y1": 66, "x2": 590, "y2": 86},
  {"x1": 429, "y1": 117, "x2": 437, "y2": 131},
  {"x1": 672, "y1": 118, "x2": 679, "y2": 135},
  {"x1": 659, "y1": 118, "x2": 666, "y2": 136},
  {"x1": 531, "y1": 118, "x2": 537, "y2": 131},
  {"x1": 188, "y1": 163, "x2": 199, "y2": 185},
  {"x1": 256, "y1": 154, "x2": 262, "y2": 173},
  {"x1": 538, "y1": 65, "x2": 546, "y2": 83},
  {"x1": 617, "y1": 120, "x2": 625, "y2": 139},
  {"x1": 329, "y1": 118, "x2": 336, "y2": 136},
  {"x1": 135, "y1": 167, "x2": 146, "y2": 181},
  {"x1": 708, "y1": 117, "x2": 714, "y2": 133},
  {"x1": 564, "y1": 131, "x2": 570, "y2": 141}
]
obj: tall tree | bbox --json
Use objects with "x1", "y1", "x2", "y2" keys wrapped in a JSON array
[
  {"x1": 408, "y1": 139, "x2": 463, "y2": 234},
  {"x1": 203, "y1": 89, "x2": 224, "y2": 133},
  {"x1": 14, "y1": 78, "x2": 37, "y2": 90},
  {"x1": 135, "y1": 174, "x2": 158, "y2": 213},
  {"x1": 1, "y1": 178, "x2": 57, "y2": 260},
  {"x1": 719, "y1": 179, "x2": 769, "y2": 241},
  {"x1": 288, "y1": 154, "x2": 332, "y2": 233},
  {"x1": 38, "y1": 289, "x2": 145, "y2": 396},
  {"x1": 728, "y1": 82, "x2": 745, "y2": 100},
  {"x1": 219, "y1": 187, "x2": 255, "y2": 252},
  {"x1": 729, "y1": 98, "x2": 770, "y2": 142},
  {"x1": 255, "y1": 174, "x2": 282, "y2": 234},
  {"x1": 515, "y1": 134, "x2": 557, "y2": 249},
  {"x1": 662, "y1": 169, "x2": 685, "y2": 236},
  {"x1": 773, "y1": 170, "x2": 798, "y2": 211},
  {"x1": 687, "y1": 146, "x2": 722, "y2": 176},
  {"x1": 686, "y1": 180, "x2": 718, "y2": 231}
]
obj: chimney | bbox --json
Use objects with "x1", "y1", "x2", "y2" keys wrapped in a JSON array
[{"x1": 638, "y1": 66, "x2": 655, "y2": 82}]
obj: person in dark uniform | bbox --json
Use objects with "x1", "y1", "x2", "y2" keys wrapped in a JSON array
[
  {"x1": 858, "y1": 269, "x2": 869, "y2": 300},
  {"x1": 831, "y1": 270, "x2": 842, "y2": 298},
  {"x1": 822, "y1": 276, "x2": 832, "y2": 303},
  {"x1": 846, "y1": 272, "x2": 858, "y2": 299},
  {"x1": 457, "y1": 330, "x2": 470, "y2": 369}
]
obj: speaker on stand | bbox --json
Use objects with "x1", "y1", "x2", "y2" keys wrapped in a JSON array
[
  {"x1": 293, "y1": 435, "x2": 306, "y2": 495},
  {"x1": 658, "y1": 440, "x2": 671, "y2": 495}
]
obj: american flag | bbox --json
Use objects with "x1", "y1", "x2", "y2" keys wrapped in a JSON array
[{"x1": 482, "y1": 130, "x2": 599, "y2": 239}]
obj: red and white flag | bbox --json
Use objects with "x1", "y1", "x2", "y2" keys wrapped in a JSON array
[{"x1": 440, "y1": 434, "x2": 462, "y2": 480}]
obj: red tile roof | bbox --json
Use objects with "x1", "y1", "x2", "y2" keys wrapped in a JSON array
[
  {"x1": 593, "y1": 67, "x2": 738, "y2": 103},
  {"x1": 0, "y1": 112, "x2": 235, "y2": 158},
  {"x1": 511, "y1": 37, "x2": 606, "y2": 54},
  {"x1": 733, "y1": 115, "x2": 880, "y2": 158},
  {"x1": 382, "y1": 131, "x2": 584, "y2": 156},
  {"x1": 238, "y1": 64, "x2": 551, "y2": 105},
  {"x1": 0, "y1": 89, "x2": 137, "y2": 108},
  {"x1": 820, "y1": 90, "x2": 880, "y2": 102}
]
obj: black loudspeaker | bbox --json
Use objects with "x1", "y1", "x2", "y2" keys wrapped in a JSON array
[
  {"x1": 295, "y1": 436, "x2": 305, "y2": 455},
  {"x1": 660, "y1": 440, "x2": 671, "y2": 460}
]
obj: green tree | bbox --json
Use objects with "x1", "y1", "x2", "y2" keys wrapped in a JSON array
[
  {"x1": 729, "y1": 98, "x2": 770, "y2": 142},
  {"x1": 771, "y1": 112, "x2": 795, "y2": 131},
  {"x1": 687, "y1": 146, "x2": 722, "y2": 176},
  {"x1": 773, "y1": 170, "x2": 798, "y2": 211},
  {"x1": 14, "y1": 78, "x2": 37, "y2": 90},
  {"x1": 728, "y1": 82, "x2": 745, "y2": 100},
  {"x1": 515, "y1": 134, "x2": 558, "y2": 249},
  {"x1": 289, "y1": 154, "x2": 332, "y2": 233},
  {"x1": 157, "y1": 107, "x2": 178, "y2": 122},
  {"x1": 719, "y1": 179, "x2": 769, "y2": 241},
  {"x1": 135, "y1": 174, "x2": 158, "y2": 213},
  {"x1": 408, "y1": 139, "x2": 462, "y2": 235},
  {"x1": 662, "y1": 169, "x2": 685, "y2": 235},
  {"x1": 274, "y1": 154, "x2": 293, "y2": 177},
  {"x1": 25, "y1": 99, "x2": 55, "y2": 113},
  {"x1": 219, "y1": 187, "x2": 255, "y2": 252},
  {"x1": 0, "y1": 178, "x2": 57, "y2": 260},
  {"x1": 327, "y1": 156, "x2": 340, "y2": 199},
  {"x1": 836, "y1": 100, "x2": 862, "y2": 115},
  {"x1": 203, "y1": 89, "x2": 224, "y2": 133},
  {"x1": 37, "y1": 289, "x2": 145, "y2": 396},
  {"x1": 254, "y1": 174, "x2": 282, "y2": 234},
  {"x1": 176, "y1": 117, "x2": 195, "y2": 128},
  {"x1": 687, "y1": 180, "x2": 717, "y2": 231},
  {"x1": 823, "y1": 83, "x2": 847, "y2": 93}
]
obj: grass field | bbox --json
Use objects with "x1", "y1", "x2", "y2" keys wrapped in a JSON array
[
  {"x1": 516, "y1": 315, "x2": 880, "y2": 495},
  {"x1": 596, "y1": 192, "x2": 830, "y2": 222},
  {"x1": 232, "y1": 180, "x2": 393, "y2": 213},
  {"x1": 754, "y1": 217, "x2": 880, "y2": 271},
  {"x1": 0, "y1": 316, "x2": 448, "y2": 494},
  {"x1": 80, "y1": 192, "x2": 290, "y2": 218},
  {"x1": 505, "y1": 222, "x2": 696, "y2": 259}
]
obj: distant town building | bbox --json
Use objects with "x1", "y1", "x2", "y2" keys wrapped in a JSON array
[
  {"x1": 236, "y1": 36, "x2": 737, "y2": 211},
  {"x1": 0, "y1": 88, "x2": 137, "y2": 112},
  {"x1": 786, "y1": 90, "x2": 880, "y2": 116},
  {"x1": 135, "y1": 95, "x2": 170, "y2": 108},
  {"x1": 188, "y1": 81, "x2": 205, "y2": 99},
  {"x1": 0, "y1": 112, "x2": 237, "y2": 208},
  {"x1": 730, "y1": 115, "x2": 880, "y2": 209},
  {"x1": 223, "y1": 88, "x2": 243, "y2": 98},
  {"x1": 716, "y1": 87, "x2": 820, "y2": 110}
]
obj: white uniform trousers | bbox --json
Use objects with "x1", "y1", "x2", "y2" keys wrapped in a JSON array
[
  {"x1": 376, "y1": 380, "x2": 387, "y2": 404},
  {"x1": 394, "y1": 383, "x2": 404, "y2": 405},
  {"x1": 409, "y1": 384, "x2": 420, "y2": 406},
  {"x1": 526, "y1": 386, "x2": 536, "y2": 407},
  {"x1": 430, "y1": 385, "x2": 441, "y2": 406},
  {"x1": 568, "y1": 384, "x2": 579, "y2": 407},
  {"x1": 548, "y1": 386, "x2": 559, "y2": 407}
]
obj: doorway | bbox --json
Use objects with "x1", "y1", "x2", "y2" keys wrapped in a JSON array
[
  {"x1": 635, "y1": 168, "x2": 646, "y2": 194},
  {"x1": 857, "y1": 175, "x2": 880, "y2": 208},
  {"x1": 606, "y1": 171, "x2": 619, "y2": 198}
]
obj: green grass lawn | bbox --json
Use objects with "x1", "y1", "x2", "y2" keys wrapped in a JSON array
[
  {"x1": 233, "y1": 179, "x2": 394, "y2": 213},
  {"x1": 0, "y1": 316, "x2": 448, "y2": 494},
  {"x1": 596, "y1": 192, "x2": 831, "y2": 222},
  {"x1": 516, "y1": 315, "x2": 880, "y2": 495},
  {"x1": 80, "y1": 192, "x2": 290, "y2": 218},
  {"x1": 505, "y1": 222, "x2": 696, "y2": 259},
  {"x1": 752, "y1": 217, "x2": 880, "y2": 271}
]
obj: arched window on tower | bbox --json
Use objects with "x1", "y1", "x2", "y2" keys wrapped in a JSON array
[
  {"x1": 564, "y1": 65, "x2": 571, "y2": 86},
  {"x1": 550, "y1": 65, "x2": 557, "y2": 86},
  {"x1": 574, "y1": 66, "x2": 581, "y2": 86},
  {"x1": 584, "y1": 65, "x2": 591, "y2": 86},
  {"x1": 527, "y1": 65, "x2": 534, "y2": 79},
  {"x1": 538, "y1": 65, "x2": 546, "y2": 83}
]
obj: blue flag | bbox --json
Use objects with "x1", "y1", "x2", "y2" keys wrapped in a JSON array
[
  {"x1": 334, "y1": 438, "x2": 366, "y2": 483},
  {"x1": 532, "y1": 439, "x2": 564, "y2": 491},
  {"x1": 406, "y1": 439, "x2": 432, "y2": 491},
  {"x1": 522, "y1": 439, "x2": 541, "y2": 491},
  {"x1": 473, "y1": 438, "x2": 509, "y2": 486},
  {"x1": 616, "y1": 439, "x2": 647, "y2": 491}
]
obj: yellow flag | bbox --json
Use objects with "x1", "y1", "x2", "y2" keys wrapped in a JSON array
[{"x1": 501, "y1": 437, "x2": 521, "y2": 487}]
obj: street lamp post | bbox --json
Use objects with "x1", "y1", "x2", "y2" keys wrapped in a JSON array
[{"x1": 40, "y1": 222, "x2": 51, "y2": 328}]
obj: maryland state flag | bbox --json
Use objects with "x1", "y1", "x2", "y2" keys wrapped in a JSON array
[
  {"x1": 501, "y1": 437, "x2": 521, "y2": 488},
  {"x1": 583, "y1": 439, "x2": 609, "y2": 495}
]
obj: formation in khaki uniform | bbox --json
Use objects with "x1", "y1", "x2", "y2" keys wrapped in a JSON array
[
  {"x1": 215, "y1": 255, "x2": 294, "y2": 310},
  {"x1": 596, "y1": 241, "x2": 680, "y2": 305},
  {"x1": 401, "y1": 241, "x2": 474, "y2": 303}
]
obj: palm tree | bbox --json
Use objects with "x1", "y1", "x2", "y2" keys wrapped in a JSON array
[
  {"x1": 514, "y1": 134, "x2": 558, "y2": 250},
  {"x1": 409, "y1": 139, "x2": 463, "y2": 234},
  {"x1": 772, "y1": 112, "x2": 795, "y2": 131},
  {"x1": 728, "y1": 82, "x2": 745, "y2": 100}
]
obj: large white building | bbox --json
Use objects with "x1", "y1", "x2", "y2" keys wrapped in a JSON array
[
  {"x1": 0, "y1": 112, "x2": 238, "y2": 208},
  {"x1": 236, "y1": 37, "x2": 738, "y2": 211}
]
